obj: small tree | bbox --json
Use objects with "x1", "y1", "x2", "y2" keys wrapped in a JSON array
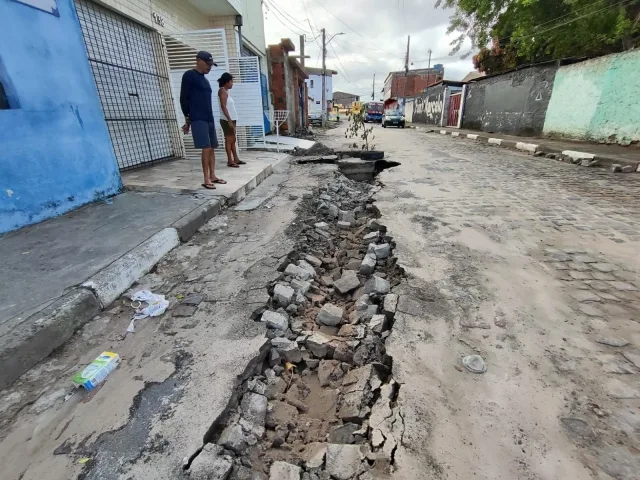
[{"x1": 345, "y1": 110, "x2": 375, "y2": 151}]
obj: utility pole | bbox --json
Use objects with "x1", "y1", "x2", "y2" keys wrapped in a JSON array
[
  {"x1": 321, "y1": 28, "x2": 327, "y2": 127},
  {"x1": 371, "y1": 73, "x2": 375, "y2": 101},
  {"x1": 427, "y1": 48, "x2": 432, "y2": 85},
  {"x1": 402, "y1": 35, "x2": 410, "y2": 110},
  {"x1": 300, "y1": 34, "x2": 305, "y2": 68}
]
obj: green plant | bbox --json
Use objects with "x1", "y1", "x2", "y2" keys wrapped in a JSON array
[{"x1": 345, "y1": 110, "x2": 376, "y2": 151}]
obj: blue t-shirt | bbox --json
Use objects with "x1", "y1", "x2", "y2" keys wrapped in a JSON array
[{"x1": 180, "y1": 69, "x2": 214, "y2": 123}]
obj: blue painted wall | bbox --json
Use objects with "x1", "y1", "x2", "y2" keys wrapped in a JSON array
[{"x1": 0, "y1": 0, "x2": 121, "y2": 234}]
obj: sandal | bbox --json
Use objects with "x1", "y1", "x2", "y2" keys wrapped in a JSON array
[
  {"x1": 227, "y1": 163, "x2": 239, "y2": 168},
  {"x1": 235, "y1": 160, "x2": 247, "y2": 165},
  {"x1": 212, "y1": 178, "x2": 227, "y2": 184},
  {"x1": 202, "y1": 183, "x2": 216, "y2": 190}
]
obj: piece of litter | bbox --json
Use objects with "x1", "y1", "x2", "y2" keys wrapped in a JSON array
[
  {"x1": 127, "y1": 290, "x2": 169, "y2": 333},
  {"x1": 104, "y1": 200, "x2": 113, "y2": 205},
  {"x1": 72, "y1": 352, "x2": 120, "y2": 391},
  {"x1": 78, "y1": 457, "x2": 91, "y2": 464},
  {"x1": 462, "y1": 355, "x2": 487, "y2": 374}
]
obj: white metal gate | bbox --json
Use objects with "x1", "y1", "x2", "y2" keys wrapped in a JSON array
[
  {"x1": 75, "y1": 0, "x2": 183, "y2": 170},
  {"x1": 165, "y1": 29, "x2": 266, "y2": 158}
]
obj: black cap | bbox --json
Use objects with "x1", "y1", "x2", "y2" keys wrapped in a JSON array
[{"x1": 196, "y1": 51, "x2": 217, "y2": 66}]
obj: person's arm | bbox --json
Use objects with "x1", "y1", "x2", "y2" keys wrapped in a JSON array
[
  {"x1": 180, "y1": 72, "x2": 191, "y2": 133},
  {"x1": 218, "y1": 88, "x2": 235, "y2": 132}
]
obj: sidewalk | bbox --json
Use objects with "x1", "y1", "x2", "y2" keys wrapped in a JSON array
[
  {"x1": 0, "y1": 151, "x2": 289, "y2": 389},
  {"x1": 416, "y1": 125, "x2": 640, "y2": 172}
]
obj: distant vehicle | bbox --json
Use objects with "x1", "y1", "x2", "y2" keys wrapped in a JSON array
[
  {"x1": 363, "y1": 102, "x2": 383, "y2": 123},
  {"x1": 382, "y1": 98, "x2": 405, "y2": 128},
  {"x1": 351, "y1": 101, "x2": 363, "y2": 115}
]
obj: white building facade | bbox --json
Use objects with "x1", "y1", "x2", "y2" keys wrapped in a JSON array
[
  {"x1": 305, "y1": 67, "x2": 336, "y2": 116},
  {"x1": 71, "y1": 0, "x2": 269, "y2": 169}
]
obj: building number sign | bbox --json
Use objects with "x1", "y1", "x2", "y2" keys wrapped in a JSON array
[{"x1": 152, "y1": 12, "x2": 165, "y2": 27}]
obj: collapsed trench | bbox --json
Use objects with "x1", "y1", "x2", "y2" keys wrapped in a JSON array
[{"x1": 187, "y1": 160, "x2": 404, "y2": 480}]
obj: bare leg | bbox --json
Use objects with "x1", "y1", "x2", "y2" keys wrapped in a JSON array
[
  {"x1": 201, "y1": 148, "x2": 211, "y2": 184},
  {"x1": 225, "y1": 135, "x2": 235, "y2": 165},
  {"x1": 208, "y1": 148, "x2": 218, "y2": 181},
  {"x1": 232, "y1": 135, "x2": 241, "y2": 164}
]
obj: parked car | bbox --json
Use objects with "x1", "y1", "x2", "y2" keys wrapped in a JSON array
[
  {"x1": 308, "y1": 111, "x2": 322, "y2": 124},
  {"x1": 382, "y1": 109, "x2": 405, "y2": 128}
]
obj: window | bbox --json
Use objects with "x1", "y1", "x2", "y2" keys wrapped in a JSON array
[{"x1": 310, "y1": 79, "x2": 314, "y2": 88}]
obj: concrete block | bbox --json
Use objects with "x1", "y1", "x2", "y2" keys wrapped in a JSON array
[
  {"x1": 467, "y1": 134, "x2": 479, "y2": 140},
  {"x1": 269, "y1": 461, "x2": 301, "y2": 480},
  {"x1": 334, "y1": 271, "x2": 361, "y2": 294},
  {"x1": 439, "y1": 130, "x2": 447, "y2": 135},
  {"x1": 562, "y1": 150, "x2": 596, "y2": 161},
  {"x1": 373, "y1": 243, "x2": 390, "y2": 259},
  {"x1": 516, "y1": 142, "x2": 538, "y2": 153},
  {"x1": 359, "y1": 254, "x2": 376, "y2": 275},
  {"x1": 274, "y1": 284, "x2": 295, "y2": 306},
  {"x1": 0, "y1": 288, "x2": 101, "y2": 390},
  {"x1": 451, "y1": 131, "x2": 460, "y2": 137},
  {"x1": 82, "y1": 227, "x2": 180, "y2": 307},
  {"x1": 317, "y1": 303, "x2": 344, "y2": 326},
  {"x1": 262, "y1": 310, "x2": 289, "y2": 331},
  {"x1": 488, "y1": 138, "x2": 502, "y2": 145}
]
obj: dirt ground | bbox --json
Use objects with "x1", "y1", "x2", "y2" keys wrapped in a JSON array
[{"x1": 317, "y1": 124, "x2": 640, "y2": 480}]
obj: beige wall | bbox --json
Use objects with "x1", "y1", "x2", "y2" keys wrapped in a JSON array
[{"x1": 237, "y1": 0, "x2": 266, "y2": 54}]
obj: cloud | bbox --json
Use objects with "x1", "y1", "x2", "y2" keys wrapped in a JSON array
[{"x1": 262, "y1": 0, "x2": 476, "y2": 96}]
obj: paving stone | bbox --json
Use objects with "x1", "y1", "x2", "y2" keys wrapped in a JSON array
[
  {"x1": 606, "y1": 378, "x2": 640, "y2": 399},
  {"x1": 241, "y1": 392, "x2": 268, "y2": 428},
  {"x1": 173, "y1": 305, "x2": 197, "y2": 317},
  {"x1": 368, "y1": 314, "x2": 388, "y2": 333},
  {"x1": 622, "y1": 350, "x2": 640, "y2": 369},
  {"x1": 362, "y1": 231, "x2": 379, "y2": 244},
  {"x1": 373, "y1": 243, "x2": 391, "y2": 259},
  {"x1": 189, "y1": 444, "x2": 233, "y2": 480},
  {"x1": 314, "y1": 222, "x2": 329, "y2": 230},
  {"x1": 262, "y1": 310, "x2": 289, "y2": 331},
  {"x1": 339, "y1": 210, "x2": 356, "y2": 225},
  {"x1": 364, "y1": 276, "x2": 390, "y2": 295},
  {"x1": 355, "y1": 294, "x2": 372, "y2": 311},
  {"x1": 608, "y1": 281, "x2": 638, "y2": 292},
  {"x1": 613, "y1": 270, "x2": 638, "y2": 282},
  {"x1": 306, "y1": 332, "x2": 333, "y2": 358},
  {"x1": 181, "y1": 293, "x2": 204, "y2": 306},
  {"x1": 577, "y1": 304, "x2": 604, "y2": 317},
  {"x1": 298, "y1": 260, "x2": 317, "y2": 277},
  {"x1": 334, "y1": 270, "x2": 361, "y2": 294},
  {"x1": 546, "y1": 252, "x2": 572, "y2": 262},
  {"x1": 317, "y1": 303, "x2": 344, "y2": 326},
  {"x1": 574, "y1": 255, "x2": 597, "y2": 263},
  {"x1": 218, "y1": 423, "x2": 248, "y2": 454},
  {"x1": 563, "y1": 247, "x2": 587, "y2": 254},
  {"x1": 325, "y1": 444, "x2": 364, "y2": 480},
  {"x1": 337, "y1": 221, "x2": 352, "y2": 230},
  {"x1": 329, "y1": 423, "x2": 360, "y2": 444},
  {"x1": 367, "y1": 218, "x2": 382, "y2": 230},
  {"x1": 592, "y1": 263, "x2": 618, "y2": 273},
  {"x1": 359, "y1": 254, "x2": 376, "y2": 275},
  {"x1": 585, "y1": 280, "x2": 610, "y2": 291},
  {"x1": 271, "y1": 338, "x2": 302, "y2": 363},
  {"x1": 285, "y1": 264, "x2": 312, "y2": 281},
  {"x1": 597, "y1": 292, "x2": 619, "y2": 301},
  {"x1": 567, "y1": 262, "x2": 591, "y2": 272},
  {"x1": 569, "y1": 271, "x2": 592, "y2": 280},
  {"x1": 383, "y1": 294, "x2": 399, "y2": 319},
  {"x1": 570, "y1": 291, "x2": 601, "y2": 302},
  {"x1": 305, "y1": 254, "x2": 322, "y2": 267},
  {"x1": 592, "y1": 271, "x2": 616, "y2": 281},
  {"x1": 552, "y1": 262, "x2": 569, "y2": 270},
  {"x1": 269, "y1": 461, "x2": 302, "y2": 480},
  {"x1": 596, "y1": 337, "x2": 630, "y2": 347},
  {"x1": 291, "y1": 279, "x2": 311, "y2": 295},
  {"x1": 344, "y1": 258, "x2": 362, "y2": 270},
  {"x1": 273, "y1": 284, "x2": 295, "y2": 306}
]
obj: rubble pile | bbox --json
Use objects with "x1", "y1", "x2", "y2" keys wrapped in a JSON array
[{"x1": 188, "y1": 173, "x2": 404, "y2": 480}]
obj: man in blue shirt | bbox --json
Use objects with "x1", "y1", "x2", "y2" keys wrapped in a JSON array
[{"x1": 180, "y1": 51, "x2": 226, "y2": 189}]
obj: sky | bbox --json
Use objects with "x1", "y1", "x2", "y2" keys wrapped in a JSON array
[{"x1": 261, "y1": 0, "x2": 476, "y2": 99}]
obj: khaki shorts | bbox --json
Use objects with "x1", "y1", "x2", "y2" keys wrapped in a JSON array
[{"x1": 220, "y1": 119, "x2": 236, "y2": 136}]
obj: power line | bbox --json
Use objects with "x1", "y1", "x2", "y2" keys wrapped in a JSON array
[
  {"x1": 268, "y1": 0, "x2": 311, "y2": 33},
  {"x1": 264, "y1": 0, "x2": 311, "y2": 37},
  {"x1": 310, "y1": 0, "x2": 365, "y2": 37}
]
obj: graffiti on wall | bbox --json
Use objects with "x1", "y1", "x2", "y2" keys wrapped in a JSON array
[{"x1": 412, "y1": 84, "x2": 446, "y2": 125}]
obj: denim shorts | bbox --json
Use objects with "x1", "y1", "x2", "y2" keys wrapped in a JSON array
[{"x1": 191, "y1": 121, "x2": 219, "y2": 149}]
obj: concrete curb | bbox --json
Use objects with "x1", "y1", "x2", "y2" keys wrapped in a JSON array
[
  {"x1": 82, "y1": 228, "x2": 180, "y2": 308},
  {"x1": 430, "y1": 129, "x2": 639, "y2": 173},
  {"x1": 172, "y1": 198, "x2": 225, "y2": 242},
  {"x1": 0, "y1": 288, "x2": 100, "y2": 390}
]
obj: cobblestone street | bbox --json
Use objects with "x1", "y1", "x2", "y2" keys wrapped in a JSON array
[{"x1": 321, "y1": 125, "x2": 640, "y2": 479}]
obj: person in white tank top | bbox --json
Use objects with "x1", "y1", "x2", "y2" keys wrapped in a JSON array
[{"x1": 218, "y1": 72, "x2": 245, "y2": 167}]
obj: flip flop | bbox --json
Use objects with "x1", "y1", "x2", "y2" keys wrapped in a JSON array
[
  {"x1": 227, "y1": 163, "x2": 239, "y2": 168},
  {"x1": 212, "y1": 178, "x2": 227, "y2": 184},
  {"x1": 236, "y1": 160, "x2": 247, "y2": 165},
  {"x1": 202, "y1": 183, "x2": 216, "y2": 190}
]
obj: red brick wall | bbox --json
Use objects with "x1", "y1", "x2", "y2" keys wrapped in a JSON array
[
  {"x1": 391, "y1": 72, "x2": 443, "y2": 98},
  {"x1": 268, "y1": 45, "x2": 287, "y2": 112}
]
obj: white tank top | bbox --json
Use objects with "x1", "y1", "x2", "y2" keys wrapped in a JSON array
[{"x1": 219, "y1": 90, "x2": 238, "y2": 121}]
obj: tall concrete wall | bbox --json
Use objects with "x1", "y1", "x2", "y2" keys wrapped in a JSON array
[
  {"x1": 462, "y1": 65, "x2": 557, "y2": 137},
  {"x1": 412, "y1": 84, "x2": 446, "y2": 125},
  {"x1": 543, "y1": 50, "x2": 640, "y2": 145},
  {"x1": 0, "y1": 0, "x2": 120, "y2": 234}
]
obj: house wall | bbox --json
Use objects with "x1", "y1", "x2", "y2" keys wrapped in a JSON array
[
  {"x1": 384, "y1": 71, "x2": 443, "y2": 100},
  {"x1": 0, "y1": 0, "x2": 120, "y2": 234},
  {"x1": 306, "y1": 74, "x2": 333, "y2": 114},
  {"x1": 462, "y1": 64, "x2": 558, "y2": 136},
  {"x1": 543, "y1": 50, "x2": 640, "y2": 145},
  {"x1": 412, "y1": 84, "x2": 446, "y2": 125}
]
